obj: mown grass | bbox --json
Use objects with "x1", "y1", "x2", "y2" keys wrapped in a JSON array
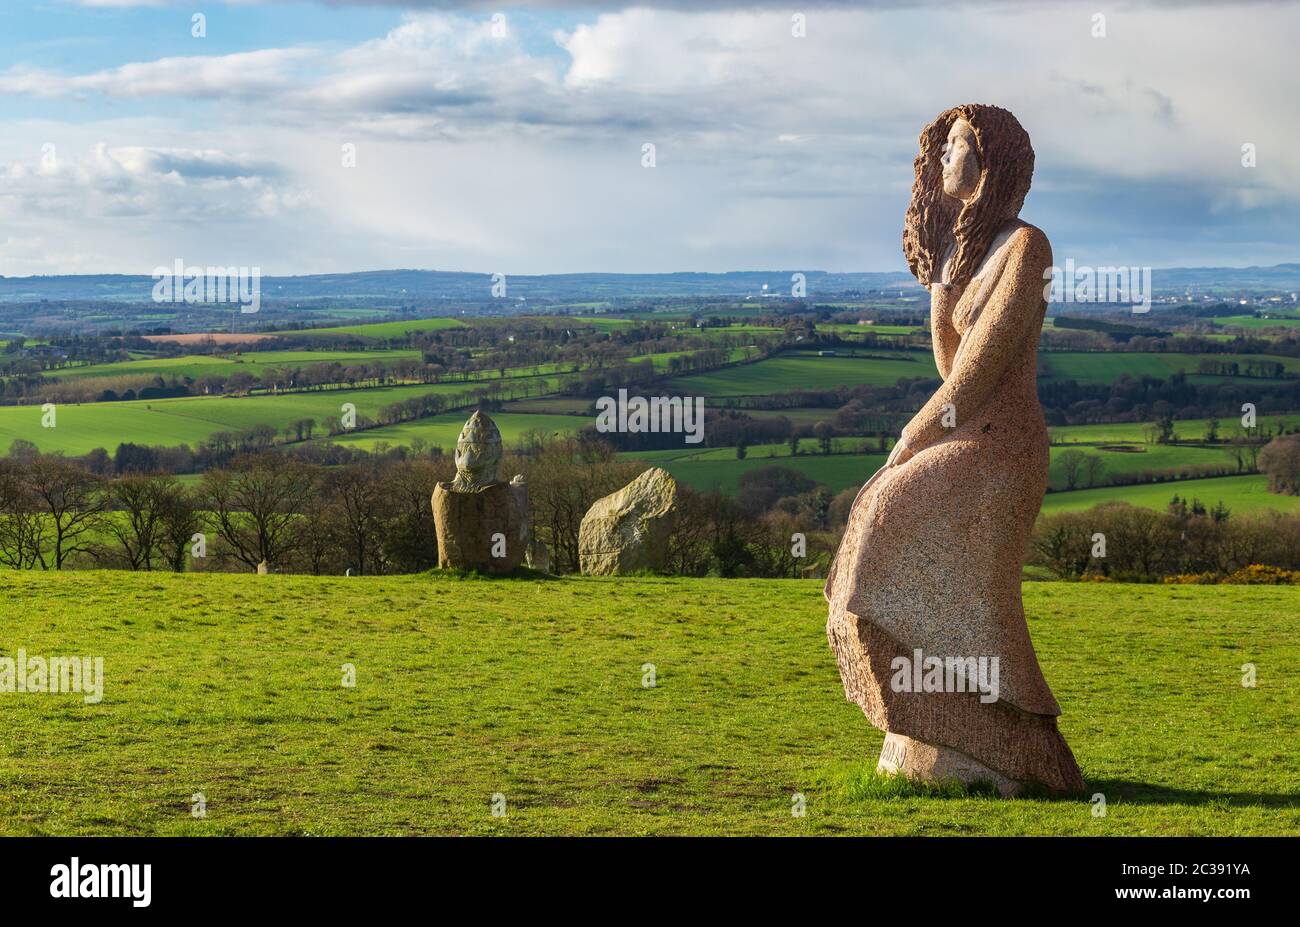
[{"x1": 0, "y1": 572, "x2": 1295, "y2": 835}]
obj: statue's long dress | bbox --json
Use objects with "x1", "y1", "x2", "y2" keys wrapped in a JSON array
[{"x1": 825, "y1": 221, "x2": 1084, "y2": 793}]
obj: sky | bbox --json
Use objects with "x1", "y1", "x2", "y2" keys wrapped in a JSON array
[{"x1": 0, "y1": 0, "x2": 1295, "y2": 277}]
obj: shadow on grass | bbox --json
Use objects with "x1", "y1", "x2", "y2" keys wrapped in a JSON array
[{"x1": 1086, "y1": 779, "x2": 1300, "y2": 809}]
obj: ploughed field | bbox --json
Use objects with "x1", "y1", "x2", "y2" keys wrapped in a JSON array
[{"x1": 1, "y1": 572, "x2": 1295, "y2": 836}]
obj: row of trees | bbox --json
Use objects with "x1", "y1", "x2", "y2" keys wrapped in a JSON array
[
  {"x1": 0, "y1": 437, "x2": 844, "y2": 578},
  {"x1": 1031, "y1": 499, "x2": 1300, "y2": 581}
]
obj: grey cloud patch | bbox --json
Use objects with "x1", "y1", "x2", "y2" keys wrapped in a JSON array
[{"x1": 0, "y1": 145, "x2": 308, "y2": 221}]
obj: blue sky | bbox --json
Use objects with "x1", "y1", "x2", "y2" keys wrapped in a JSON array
[{"x1": 0, "y1": 0, "x2": 1295, "y2": 277}]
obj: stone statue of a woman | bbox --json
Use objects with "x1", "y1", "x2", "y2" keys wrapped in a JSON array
[{"x1": 825, "y1": 104, "x2": 1084, "y2": 796}]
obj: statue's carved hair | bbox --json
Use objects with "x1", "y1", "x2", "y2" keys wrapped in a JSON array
[{"x1": 902, "y1": 104, "x2": 1034, "y2": 287}]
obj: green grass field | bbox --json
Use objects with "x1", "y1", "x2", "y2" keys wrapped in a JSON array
[
  {"x1": 631, "y1": 441, "x2": 1246, "y2": 497},
  {"x1": 665, "y1": 351, "x2": 938, "y2": 397},
  {"x1": 1042, "y1": 474, "x2": 1300, "y2": 515},
  {"x1": 1211, "y1": 314, "x2": 1300, "y2": 330},
  {"x1": 45, "y1": 349, "x2": 422, "y2": 381},
  {"x1": 1039, "y1": 352, "x2": 1300, "y2": 384},
  {"x1": 1046, "y1": 444, "x2": 1242, "y2": 490},
  {"x1": 0, "y1": 571, "x2": 1294, "y2": 836},
  {"x1": 1051, "y1": 416, "x2": 1299, "y2": 444},
  {"x1": 664, "y1": 350, "x2": 1300, "y2": 400},
  {"x1": 302, "y1": 317, "x2": 467, "y2": 338},
  {"x1": 332, "y1": 412, "x2": 588, "y2": 451},
  {"x1": 0, "y1": 376, "x2": 559, "y2": 455},
  {"x1": 635, "y1": 449, "x2": 885, "y2": 494},
  {"x1": 814, "y1": 323, "x2": 923, "y2": 336}
]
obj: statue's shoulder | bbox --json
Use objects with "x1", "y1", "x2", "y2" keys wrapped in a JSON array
[{"x1": 1009, "y1": 221, "x2": 1052, "y2": 267}]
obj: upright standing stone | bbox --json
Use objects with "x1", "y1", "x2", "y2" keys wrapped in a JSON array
[
  {"x1": 579, "y1": 468, "x2": 678, "y2": 576},
  {"x1": 431, "y1": 410, "x2": 529, "y2": 573}
]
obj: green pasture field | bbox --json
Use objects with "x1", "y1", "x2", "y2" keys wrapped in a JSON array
[
  {"x1": 302, "y1": 318, "x2": 467, "y2": 338},
  {"x1": 44, "y1": 350, "x2": 422, "y2": 381},
  {"x1": 1041, "y1": 474, "x2": 1300, "y2": 516},
  {"x1": 0, "y1": 376, "x2": 560, "y2": 455},
  {"x1": 816, "y1": 323, "x2": 925, "y2": 336},
  {"x1": 1050, "y1": 416, "x2": 1300, "y2": 444},
  {"x1": 739, "y1": 407, "x2": 866, "y2": 427},
  {"x1": 501, "y1": 398, "x2": 592, "y2": 415},
  {"x1": 330, "y1": 412, "x2": 589, "y2": 451},
  {"x1": 664, "y1": 352, "x2": 938, "y2": 398},
  {"x1": 1211, "y1": 314, "x2": 1300, "y2": 330},
  {"x1": 640, "y1": 450, "x2": 887, "y2": 494},
  {"x1": 1038, "y1": 352, "x2": 1300, "y2": 384},
  {"x1": 1045, "y1": 444, "x2": 1243, "y2": 490},
  {"x1": 631, "y1": 442, "x2": 1249, "y2": 498},
  {"x1": 570, "y1": 316, "x2": 638, "y2": 331},
  {"x1": 0, "y1": 571, "x2": 1293, "y2": 835}
]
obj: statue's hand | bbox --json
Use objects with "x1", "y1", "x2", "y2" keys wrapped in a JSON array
[{"x1": 886, "y1": 438, "x2": 914, "y2": 468}]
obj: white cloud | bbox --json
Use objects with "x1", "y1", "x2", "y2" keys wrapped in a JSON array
[
  {"x1": 2, "y1": 2, "x2": 1297, "y2": 274},
  {"x1": 0, "y1": 49, "x2": 313, "y2": 99}
]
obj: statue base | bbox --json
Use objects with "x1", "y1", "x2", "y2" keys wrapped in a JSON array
[
  {"x1": 431, "y1": 481, "x2": 526, "y2": 574},
  {"x1": 877, "y1": 732, "x2": 1025, "y2": 797}
]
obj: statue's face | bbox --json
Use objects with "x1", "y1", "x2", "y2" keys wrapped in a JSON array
[{"x1": 941, "y1": 118, "x2": 981, "y2": 203}]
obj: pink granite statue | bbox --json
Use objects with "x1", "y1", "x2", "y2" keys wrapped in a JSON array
[{"x1": 825, "y1": 104, "x2": 1085, "y2": 796}]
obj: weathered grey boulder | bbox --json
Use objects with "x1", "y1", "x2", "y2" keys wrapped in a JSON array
[{"x1": 579, "y1": 468, "x2": 678, "y2": 575}]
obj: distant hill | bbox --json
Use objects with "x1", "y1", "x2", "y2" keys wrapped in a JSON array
[
  {"x1": 0, "y1": 269, "x2": 919, "y2": 305},
  {"x1": 0, "y1": 263, "x2": 1296, "y2": 304}
]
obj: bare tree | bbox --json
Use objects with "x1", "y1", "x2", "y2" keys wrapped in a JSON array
[
  {"x1": 1056, "y1": 449, "x2": 1088, "y2": 491},
  {"x1": 201, "y1": 454, "x2": 319, "y2": 570},
  {"x1": 25, "y1": 456, "x2": 107, "y2": 569},
  {"x1": 106, "y1": 473, "x2": 176, "y2": 570},
  {"x1": 158, "y1": 483, "x2": 204, "y2": 572},
  {"x1": 328, "y1": 463, "x2": 391, "y2": 575},
  {"x1": 517, "y1": 439, "x2": 642, "y2": 573},
  {"x1": 0, "y1": 459, "x2": 50, "y2": 569},
  {"x1": 1259, "y1": 434, "x2": 1300, "y2": 495}
]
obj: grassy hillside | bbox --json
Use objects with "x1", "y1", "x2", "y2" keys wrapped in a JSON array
[
  {"x1": 665, "y1": 351, "x2": 938, "y2": 397},
  {"x1": 0, "y1": 376, "x2": 561, "y2": 455},
  {"x1": 1045, "y1": 444, "x2": 1241, "y2": 488},
  {"x1": 1041, "y1": 474, "x2": 1300, "y2": 515},
  {"x1": 44, "y1": 350, "x2": 422, "y2": 381},
  {"x1": 1051, "y1": 416, "x2": 1299, "y2": 444},
  {"x1": 641, "y1": 450, "x2": 886, "y2": 494},
  {"x1": 303, "y1": 318, "x2": 467, "y2": 338},
  {"x1": 635, "y1": 442, "x2": 1245, "y2": 496},
  {"x1": 0, "y1": 572, "x2": 1294, "y2": 836},
  {"x1": 331, "y1": 412, "x2": 588, "y2": 450},
  {"x1": 1039, "y1": 352, "x2": 1300, "y2": 384}
]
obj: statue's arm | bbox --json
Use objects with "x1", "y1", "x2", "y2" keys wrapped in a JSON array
[
  {"x1": 930, "y1": 286, "x2": 960, "y2": 380},
  {"x1": 899, "y1": 226, "x2": 1050, "y2": 454}
]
